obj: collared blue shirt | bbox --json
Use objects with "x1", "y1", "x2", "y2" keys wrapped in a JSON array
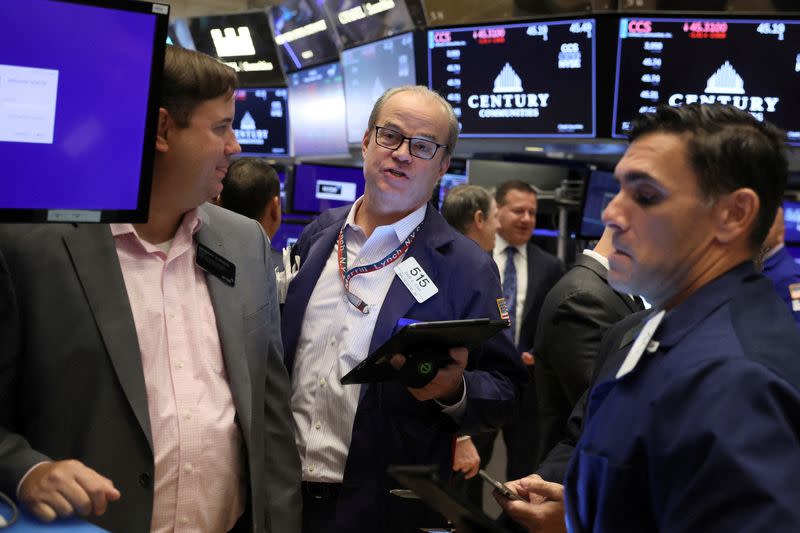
[{"x1": 564, "y1": 263, "x2": 800, "y2": 533}]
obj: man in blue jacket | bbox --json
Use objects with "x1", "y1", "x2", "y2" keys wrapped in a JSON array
[
  {"x1": 498, "y1": 103, "x2": 800, "y2": 533},
  {"x1": 560, "y1": 104, "x2": 800, "y2": 531},
  {"x1": 281, "y1": 85, "x2": 526, "y2": 533}
]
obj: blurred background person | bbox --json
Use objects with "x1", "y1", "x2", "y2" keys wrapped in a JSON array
[
  {"x1": 534, "y1": 226, "x2": 643, "y2": 465},
  {"x1": 493, "y1": 180, "x2": 564, "y2": 481},
  {"x1": 441, "y1": 184, "x2": 499, "y2": 254},
  {"x1": 441, "y1": 183, "x2": 499, "y2": 508},
  {"x1": 760, "y1": 205, "x2": 800, "y2": 325}
]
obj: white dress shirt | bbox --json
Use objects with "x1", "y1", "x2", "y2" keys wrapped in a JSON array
[
  {"x1": 493, "y1": 234, "x2": 529, "y2": 346},
  {"x1": 291, "y1": 200, "x2": 428, "y2": 483}
]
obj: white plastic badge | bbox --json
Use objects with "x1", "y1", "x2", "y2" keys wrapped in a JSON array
[
  {"x1": 616, "y1": 309, "x2": 665, "y2": 379},
  {"x1": 394, "y1": 257, "x2": 438, "y2": 303}
]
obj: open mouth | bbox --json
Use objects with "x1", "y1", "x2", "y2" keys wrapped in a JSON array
[{"x1": 384, "y1": 168, "x2": 407, "y2": 178}]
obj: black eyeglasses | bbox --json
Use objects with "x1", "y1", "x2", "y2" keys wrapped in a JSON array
[{"x1": 374, "y1": 126, "x2": 447, "y2": 160}]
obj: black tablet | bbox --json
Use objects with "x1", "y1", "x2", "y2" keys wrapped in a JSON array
[
  {"x1": 340, "y1": 318, "x2": 509, "y2": 385},
  {"x1": 387, "y1": 465, "x2": 510, "y2": 533}
]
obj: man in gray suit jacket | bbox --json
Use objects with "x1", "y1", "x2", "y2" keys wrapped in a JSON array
[
  {"x1": 534, "y1": 227, "x2": 643, "y2": 463},
  {"x1": 0, "y1": 47, "x2": 301, "y2": 532}
]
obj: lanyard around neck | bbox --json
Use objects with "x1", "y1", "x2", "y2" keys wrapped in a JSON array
[{"x1": 336, "y1": 223, "x2": 422, "y2": 314}]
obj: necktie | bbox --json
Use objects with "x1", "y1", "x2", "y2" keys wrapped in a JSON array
[{"x1": 503, "y1": 247, "x2": 518, "y2": 342}]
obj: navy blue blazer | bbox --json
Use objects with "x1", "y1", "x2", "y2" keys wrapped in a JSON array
[
  {"x1": 564, "y1": 263, "x2": 800, "y2": 532},
  {"x1": 281, "y1": 204, "x2": 527, "y2": 531}
]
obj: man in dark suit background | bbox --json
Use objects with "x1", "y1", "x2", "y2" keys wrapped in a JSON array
[
  {"x1": 0, "y1": 46, "x2": 300, "y2": 532},
  {"x1": 216, "y1": 157, "x2": 284, "y2": 268},
  {"x1": 493, "y1": 180, "x2": 564, "y2": 480},
  {"x1": 533, "y1": 226, "x2": 643, "y2": 464}
]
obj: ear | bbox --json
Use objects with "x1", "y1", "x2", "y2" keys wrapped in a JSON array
[
  {"x1": 714, "y1": 188, "x2": 759, "y2": 245},
  {"x1": 155, "y1": 108, "x2": 170, "y2": 153},
  {"x1": 438, "y1": 152, "x2": 451, "y2": 179},
  {"x1": 361, "y1": 129, "x2": 371, "y2": 159},
  {"x1": 268, "y1": 195, "x2": 281, "y2": 223},
  {"x1": 473, "y1": 209, "x2": 486, "y2": 230}
]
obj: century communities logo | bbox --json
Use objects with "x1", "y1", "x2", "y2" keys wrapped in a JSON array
[
  {"x1": 235, "y1": 111, "x2": 269, "y2": 145},
  {"x1": 467, "y1": 63, "x2": 550, "y2": 118},
  {"x1": 668, "y1": 61, "x2": 779, "y2": 116}
]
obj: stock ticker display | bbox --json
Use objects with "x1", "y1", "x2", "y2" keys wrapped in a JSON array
[
  {"x1": 613, "y1": 17, "x2": 800, "y2": 144},
  {"x1": 427, "y1": 19, "x2": 596, "y2": 138},
  {"x1": 233, "y1": 88, "x2": 289, "y2": 156}
]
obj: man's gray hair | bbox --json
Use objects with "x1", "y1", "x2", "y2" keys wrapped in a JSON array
[
  {"x1": 366, "y1": 85, "x2": 459, "y2": 154},
  {"x1": 442, "y1": 184, "x2": 492, "y2": 234}
]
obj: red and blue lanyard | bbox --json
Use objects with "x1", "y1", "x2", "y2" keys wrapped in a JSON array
[{"x1": 337, "y1": 223, "x2": 422, "y2": 314}]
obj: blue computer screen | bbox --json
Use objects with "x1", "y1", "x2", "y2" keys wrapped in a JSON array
[{"x1": 292, "y1": 164, "x2": 365, "y2": 213}]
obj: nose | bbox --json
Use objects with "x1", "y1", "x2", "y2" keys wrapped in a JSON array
[
  {"x1": 391, "y1": 139, "x2": 413, "y2": 162},
  {"x1": 225, "y1": 131, "x2": 241, "y2": 156},
  {"x1": 601, "y1": 191, "x2": 625, "y2": 231}
]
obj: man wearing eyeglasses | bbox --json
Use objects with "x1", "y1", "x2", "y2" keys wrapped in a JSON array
[{"x1": 281, "y1": 86, "x2": 526, "y2": 533}]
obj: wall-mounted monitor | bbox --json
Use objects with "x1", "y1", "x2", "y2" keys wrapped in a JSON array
[
  {"x1": 233, "y1": 88, "x2": 290, "y2": 156},
  {"x1": 272, "y1": 216, "x2": 311, "y2": 251},
  {"x1": 422, "y1": 0, "x2": 608, "y2": 27},
  {"x1": 189, "y1": 11, "x2": 285, "y2": 87},
  {"x1": 435, "y1": 158, "x2": 467, "y2": 209},
  {"x1": 292, "y1": 163, "x2": 364, "y2": 213},
  {"x1": 466, "y1": 160, "x2": 570, "y2": 194},
  {"x1": 288, "y1": 62, "x2": 349, "y2": 157},
  {"x1": 342, "y1": 32, "x2": 418, "y2": 144},
  {"x1": 270, "y1": 0, "x2": 340, "y2": 73},
  {"x1": 1, "y1": 0, "x2": 168, "y2": 223},
  {"x1": 784, "y1": 199, "x2": 800, "y2": 245},
  {"x1": 169, "y1": 19, "x2": 196, "y2": 49},
  {"x1": 612, "y1": 17, "x2": 800, "y2": 144},
  {"x1": 578, "y1": 169, "x2": 619, "y2": 240},
  {"x1": 325, "y1": 0, "x2": 417, "y2": 49},
  {"x1": 428, "y1": 19, "x2": 596, "y2": 138}
]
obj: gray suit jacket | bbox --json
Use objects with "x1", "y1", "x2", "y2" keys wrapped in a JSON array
[
  {"x1": 533, "y1": 253, "x2": 641, "y2": 463},
  {"x1": 0, "y1": 203, "x2": 300, "y2": 533}
]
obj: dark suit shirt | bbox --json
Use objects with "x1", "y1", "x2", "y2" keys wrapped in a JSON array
[
  {"x1": 564, "y1": 263, "x2": 800, "y2": 532},
  {"x1": 534, "y1": 253, "x2": 641, "y2": 463}
]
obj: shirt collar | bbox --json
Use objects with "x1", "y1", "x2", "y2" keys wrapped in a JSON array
[
  {"x1": 344, "y1": 197, "x2": 427, "y2": 242},
  {"x1": 494, "y1": 234, "x2": 527, "y2": 259},
  {"x1": 763, "y1": 243, "x2": 784, "y2": 262},
  {"x1": 655, "y1": 262, "x2": 757, "y2": 349},
  {"x1": 582, "y1": 249, "x2": 609, "y2": 270},
  {"x1": 110, "y1": 208, "x2": 203, "y2": 248}
]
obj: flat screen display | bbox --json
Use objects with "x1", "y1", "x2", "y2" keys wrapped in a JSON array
[
  {"x1": 189, "y1": 11, "x2": 285, "y2": 87},
  {"x1": 272, "y1": 218, "x2": 310, "y2": 250},
  {"x1": 784, "y1": 199, "x2": 800, "y2": 245},
  {"x1": 578, "y1": 169, "x2": 619, "y2": 240},
  {"x1": 292, "y1": 163, "x2": 364, "y2": 213},
  {"x1": 288, "y1": 62, "x2": 348, "y2": 156},
  {"x1": 0, "y1": 0, "x2": 168, "y2": 222},
  {"x1": 436, "y1": 172, "x2": 468, "y2": 209},
  {"x1": 612, "y1": 17, "x2": 800, "y2": 144},
  {"x1": 342, "y1": 32, "x2": 417, "y2": 143},
  {"x1": 324, "y1": 0, "x2": 416, "y2": 49},
  {"x1": 270, "y1": 0, "x2": 340, "y2": 72},
  {"x1": 233, "y1": 88, "x2": 289, "y2": 156},
  {"x1": 428, "y1": 19, "x2": 596, "y2": 138}
]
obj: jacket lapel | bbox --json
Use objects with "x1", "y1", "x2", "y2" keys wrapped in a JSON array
[
  {"x1": 64, "y1": 224, "x2": 153, "y2": 451},
  {"x1": 576, "y1": 253, "x2": 641, "y2": 314},
  {"x1": 282, "y1": 218, "x2": 343, "y2": 373},
  {"x1": 196, "y1": 211, "x2": 253, "y2": 438},
  {"x1": 369, "y1": 207, "x2": 451, "y2": 354}
]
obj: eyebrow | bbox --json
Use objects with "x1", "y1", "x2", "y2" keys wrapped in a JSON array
[{"x1": 382, "y1": 121, "x2": 439, "y2": 143}]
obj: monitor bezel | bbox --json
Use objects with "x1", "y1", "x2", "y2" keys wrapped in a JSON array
[
  {"x1": 0, "y1": 0, "x2": 169, "y2": 223},
  {"x1": 426, "y1": 16, "x2": 598, "y2": 139},
  {"x1": 289, "y1": 161, "x2": 364, "y2": 215},
  {"x1": 610, "y1": 13, "x2": 800, "y2": 145}
]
